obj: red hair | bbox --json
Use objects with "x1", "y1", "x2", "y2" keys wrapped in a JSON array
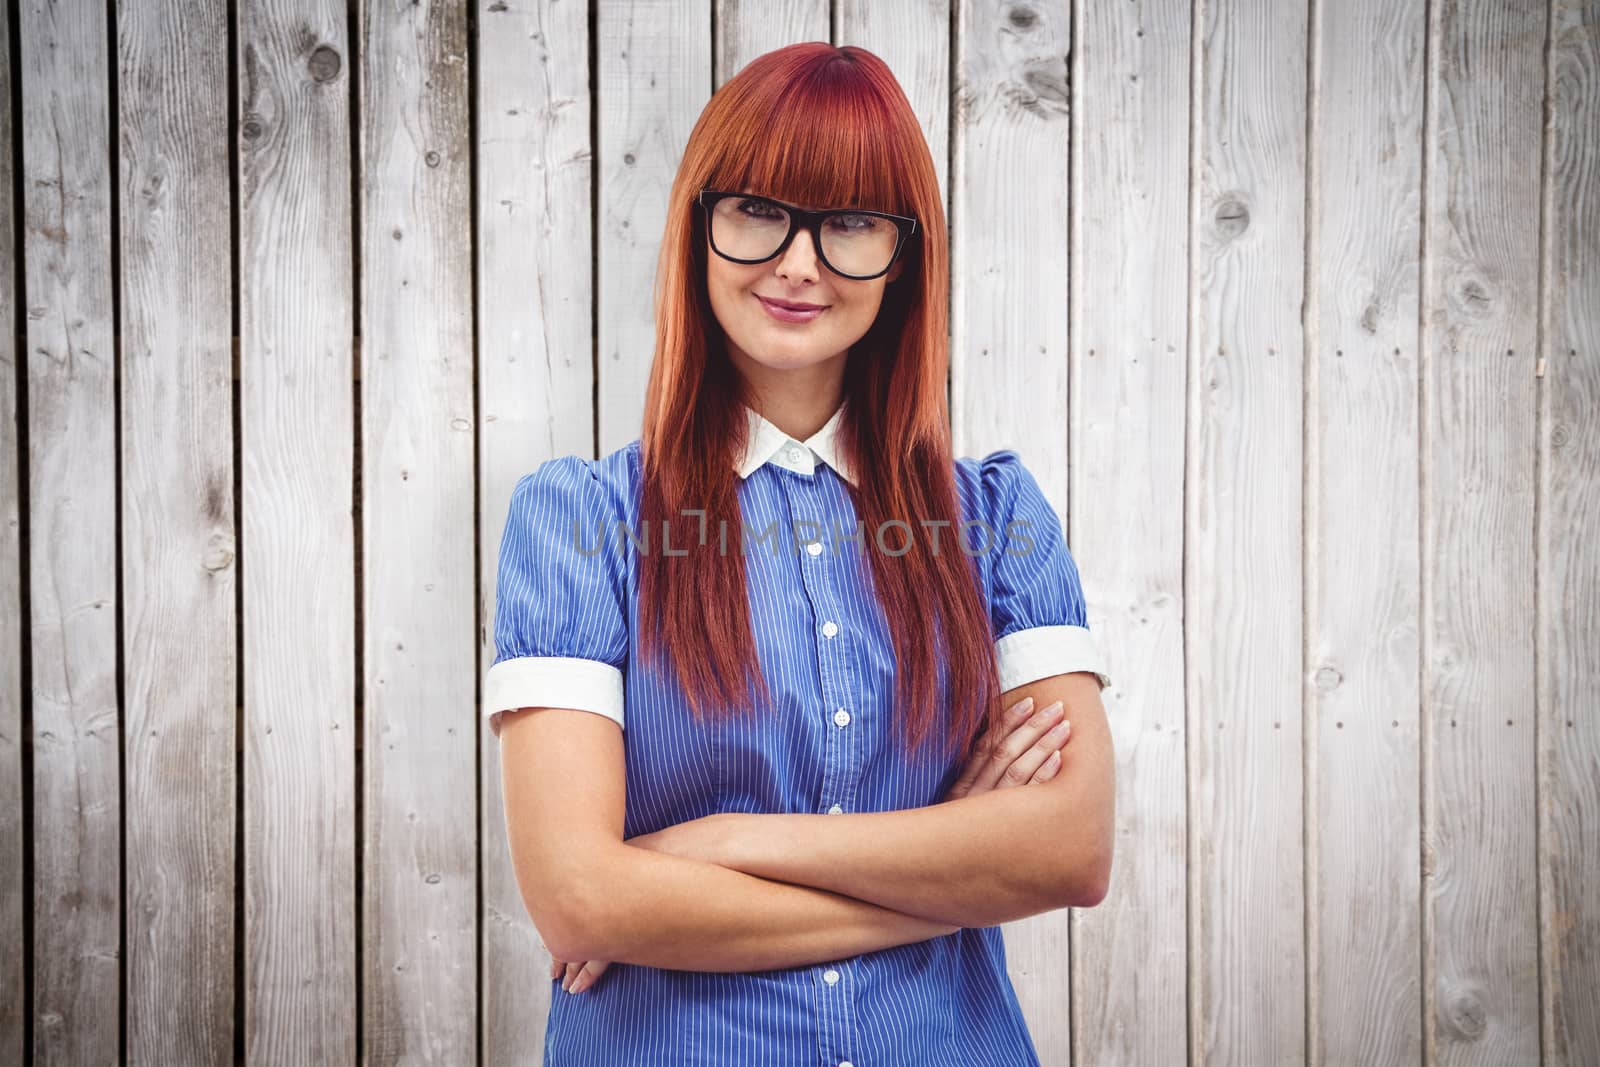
[{"x1": 637, "y1": 43, "x2": 1002, "y2": 764}]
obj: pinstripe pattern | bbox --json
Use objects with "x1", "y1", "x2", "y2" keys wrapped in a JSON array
[{"x1": 486, "y1": 431, "x2": 1107, "y2": 1066}]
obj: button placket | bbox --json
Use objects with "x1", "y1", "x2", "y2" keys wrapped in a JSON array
[
  {"x1": 781, "y1": 471, "x2": 857, "y2": 1067},
  {"x1": 791, "y1": 493, "x2": 854, "y2": 820}
]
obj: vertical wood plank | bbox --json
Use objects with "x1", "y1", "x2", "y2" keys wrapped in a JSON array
[
  {"x1": 0, "y1": 0, "x2": 24, "y2": 1059},
  {"x1": 358, "y1": 0, "x2": 477, "y2": 1060},
  {"x1": 236, "y1": 0, "x2": 356, "y2": 1061},
  {"x1": 475, "y1": 0, "x2": 593, "y2": 1058},
  {"x1": 1540, "y1": 8, "x2": 1600, "y2": 1063},
  {"x1": 713, "y1": 0, "x2": 827, "y2": 87},
  {"x1": 21, "y1": 2, "x2": 122, "y2": 1056},
  {"x1": 117, "y1": 0, "x2": 236, "y2": 1061},
  {"x1": 1068, "y1": 0, "x2": 1191, "y2": 1062},
  {"x1": 949, "y1": 0, "x2": 1058, "y2": 464},
  {"x1": 595, "y1": 1, "x2": 711, "y2": 451},
  {"x1": 1421, "y1": 2, "x2": 1546, "y2": 1063},
  {"x1": 1307, "y1": 2, "x2": 1428, "y2": 1065},
  {"x1": 1188, "y1": 0, "x2": 1309, "y2": 1062},
  {"x1": 947, "y1": 3, "x2": 1075, "y2": 1061}
]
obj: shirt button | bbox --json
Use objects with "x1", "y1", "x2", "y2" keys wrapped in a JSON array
[
  {"x1": 806, "y1": 540, "x2": 823, "y2": 556},
  {"x1": 821, "y1": 620, "x2": 838, "y2": 638},
  {"x1": 823, "y1": 969, "x2": 840, "y2": 984},
  {"x1": 785, "y1": 444, "x2": 803, "y2": 462},
  {"x1": 840, "y1": 1061, "x2": 854, "y2": 1067},
  {"x1": 833, "y1": 708, "x2": 851, "y2": 727},
  {"x1": 827, "y1": 803, "x2": 843, "y2": 815}
]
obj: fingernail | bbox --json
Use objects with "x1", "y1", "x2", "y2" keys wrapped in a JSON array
[
  {"x1": 1046, "y1": 750, "x2": 1061, "y2": 766},
  {"x1": 1009, "y1": 697, "x2": 1034, "y2": 718},
  {"x1": 1046, "y1": 719, "x2": 1070, "y2": 739}
]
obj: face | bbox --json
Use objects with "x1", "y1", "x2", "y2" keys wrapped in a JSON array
[{"x1": 704, "y1": 192, "x2": 906, "y2": 379}]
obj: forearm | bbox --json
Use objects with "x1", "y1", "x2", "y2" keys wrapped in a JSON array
[
  {"x1": 724, "y1": 788, "x2": 1077, "y2": 928},
  {"x1": 563, "y1": 841, "x2": 959, "y2": 970}
]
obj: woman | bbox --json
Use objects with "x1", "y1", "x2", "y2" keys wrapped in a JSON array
[{"x1": 486, "y1": 42, "x2": 1115, "y2": 1066}]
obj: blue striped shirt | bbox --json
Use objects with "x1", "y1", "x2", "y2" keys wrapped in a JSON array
[{"x1": 486, "y1": 405, "x2": 1109, "y2": 1066}]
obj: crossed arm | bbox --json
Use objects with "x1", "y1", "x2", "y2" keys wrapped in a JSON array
[{"x1": 499, "y1": 671, "x2": 1114, "y2": 971}]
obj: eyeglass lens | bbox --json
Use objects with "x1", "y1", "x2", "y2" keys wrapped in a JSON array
[{"x1": 709, "y1": 197, "x2": 899, "y2": 277}]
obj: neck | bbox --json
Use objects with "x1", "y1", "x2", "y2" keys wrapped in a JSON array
[{"x1": 728, "y1": 347, "x2": 847, "y2": 442}]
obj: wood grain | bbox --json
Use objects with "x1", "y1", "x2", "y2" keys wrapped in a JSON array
[
  {"x1": 1, "y1": 0, "x2": 23, "y2": 1060},
  {"x1": 1067, "y1": 0, "x2": 1192, "y2": 1063},
  {"x1": 237, "y1": 0, "x2": 356, "y2": 1061},
  {"x1": 596, "y1": 0, "x2": 711, "y2": 452},
  {"x1": 1308, "y1": 2, "x2": 1427, "y2": 1065},
  {"x1": 475, "y1": 0, "x2": 595, "y2": 1059},
  {"x1": 1188, "y1": 1, "x2": 1310, "y2": 1062},
  {"x1": 359, "y1": 0, "x2": 477, "y2": 1061},
  {"x1": 118, "y1": 0, "x2": 236, "y2": 1061},
  {"x1": 1539, "y1": 9, "x2": 1600, "y2": 1066},
  {"x1": 1423, "y1": 1, "x2": 1546, "y2": 1063}
]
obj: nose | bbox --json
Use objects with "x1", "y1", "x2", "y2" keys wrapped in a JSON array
[{"x1": 775, "y1": 226, "x2": 821, "y2": 286}]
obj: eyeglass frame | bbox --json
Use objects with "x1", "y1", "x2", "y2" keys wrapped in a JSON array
[{"x1": 695, "y1": 188, "x2": 919, "y2": 281}]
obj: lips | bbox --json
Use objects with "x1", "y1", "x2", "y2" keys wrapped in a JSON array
[
  {"x1": 759, "y1": 295, "x2": 825, "y2": 311},
  {"x1": 756, "y1": 294, "x2": 828, "y2": 324}
]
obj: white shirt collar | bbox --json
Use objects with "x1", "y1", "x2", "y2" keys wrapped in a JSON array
[{"x1": 735, "y1": 402, "x2": 856, "y2": 487}]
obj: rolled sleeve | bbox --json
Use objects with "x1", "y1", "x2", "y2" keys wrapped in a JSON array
[
  {"x1": 981, "y1": 450, "x2": 1111, "y2": 693},
  {"x1": 483, "y1": 456, "x2": 630, "y2": 738}
]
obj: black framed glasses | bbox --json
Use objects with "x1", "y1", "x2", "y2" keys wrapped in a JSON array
[{"x1": 696, "y1": 189, "x2": 918, "y2": 281}]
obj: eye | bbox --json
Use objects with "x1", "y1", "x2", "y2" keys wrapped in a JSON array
[
  {"x1": 825, "y1": 213, "x2": 882, "y2": 234},
  {"x1": 736, "y1": 198, "x2": 785, "y2": 219}
]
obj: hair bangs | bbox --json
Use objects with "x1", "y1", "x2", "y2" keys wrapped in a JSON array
[{"x1": 704, "y1": 64, "x2": 908, "y2": 217}]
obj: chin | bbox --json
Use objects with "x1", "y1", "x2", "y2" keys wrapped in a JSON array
[
  {"x1": 742, "y1": 336, "x2": 830, "y2": 368},
  {"x1": 751, "y1": 347, "x2": 821, "y2": 370}
]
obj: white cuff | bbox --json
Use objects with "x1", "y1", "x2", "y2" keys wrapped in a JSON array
[
  {"x1": 994, "y1": 624, "x2": 1111, "y2": 692},
  {"x1": 483, "y1": 655, "x2": 625, "y2": 738}
]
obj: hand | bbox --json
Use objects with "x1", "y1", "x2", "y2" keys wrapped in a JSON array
[
  {"x1": 550, "y1": 954, "x2": 609, "y2": 995},
  {"x1": 942, "y1": 696, "x2": 1070, "y2": 802}
]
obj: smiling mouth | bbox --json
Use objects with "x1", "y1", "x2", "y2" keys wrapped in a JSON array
[
  {"x1": 756, "y1": 294, "x2": 828, "y2": 323},
  {"x1": 759, "y1": 295, "x2": 825, "y2": 311}
]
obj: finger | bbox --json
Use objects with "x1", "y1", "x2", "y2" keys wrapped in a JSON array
[
  {"x1": 949, "y1": 697, "x2": 1034, "y2": 798},
  {"x1": 975, "y1": 700, "x2": 1064, "y2": 792},
  {"x1": 997, "y1": 714, "x2": 1071, "y2": 789},
  {"x1": 568, "y1": 960, "x2": 610, "y2": 994},
  {"x1": 550, "y1": 957, "x2": 564, "y2": 981},
  {"x1": 1030, "y1": 747, "x2": 1063, "y2": 783}
]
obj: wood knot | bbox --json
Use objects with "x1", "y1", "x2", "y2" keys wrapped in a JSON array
[
  {"x1": 1213, "y1": 196, "x2": 1250, "y2": 239},
  {"x1": 307, "y1": 45, "x2": 342, "y2": 84},
  {"x1": 1440, "y1": 987, "x2": 1489, "y2": 1041}
]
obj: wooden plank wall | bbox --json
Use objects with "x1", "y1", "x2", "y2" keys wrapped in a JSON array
[{"x1": 1, "y1": 1, "x2": 1596, "y2": 1065}]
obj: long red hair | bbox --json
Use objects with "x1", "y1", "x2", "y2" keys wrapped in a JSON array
[{"x1": 637, "y1": 42, "x2": 1002, "y2": 764}]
